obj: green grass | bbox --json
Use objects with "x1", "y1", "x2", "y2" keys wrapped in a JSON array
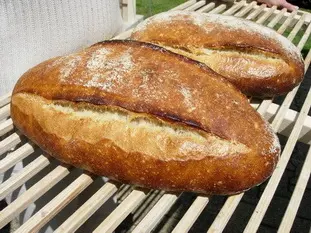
[{"x1": 136, "y1": 0, "x2": 186, "y2": 17}]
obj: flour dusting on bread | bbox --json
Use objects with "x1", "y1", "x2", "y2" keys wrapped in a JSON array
[
  {"x1": 85, "y1": 48, "x2": 134, "y2": 91},
  {"x1": 132, "y1": 11, "x2": 302, "y2": 63},
  {"x1": 179, "y1": 86, "x2": 196, "y2": 112}
]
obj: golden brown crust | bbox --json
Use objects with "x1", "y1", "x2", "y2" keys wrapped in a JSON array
[
  {"x1": 131, "y1": 12, "x2": 305, "y2": 97},
  {"x1": 11, "y1": 40, "x2": 280, "y2": 194}
]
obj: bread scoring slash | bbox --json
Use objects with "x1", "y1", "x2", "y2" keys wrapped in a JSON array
[
  {"x1": 131, "y1": 11, "x2": 304, "y2": 97},
  {"x1": 11, "y1": 40, "x2": 280, "y2": 195}
]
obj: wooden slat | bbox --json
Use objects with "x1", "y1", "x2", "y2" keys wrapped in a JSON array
[
  {"x1": 208, "y1": 4, "x2": 227, "y2": 14},
  {"x1": 234, "y1": 1, "x2": 257, "y2": 17},
  {"x1": 267, "y1": 8, "x2": 287, "y2": 28},
  {"x1": 0, "y1": 132, "x2": 22, "y2": 156},
  {"x1": 246, "y1": 4, "x2": 266, "y2": 20},
  {"x1": 0, "y1": 93, "x2": 11, "y2": 108},
  {"x1": 169, "y1": 0, "x2": 197, "y2": 11},
  {"x1": 297, "y1": 21, "x2": 311, "y2": 49},
  {"x1": 222, "y1": 1, "x2": 246, "y2": 16},
  {"x1": 0, "y1": 143, "x2": 35, "y2": 173},
  {"x1": 94, "y1": 189, "x2": 147, "y2": 233},
  {"x1": 0, "y1": 104, "x2": 10, "y2": 121},
  {"x1": 172, "y1": 196, "x2": 209, "y2": 233},
  {"x1": 277, "y1": 147, "x2": 311, "y2": 233},
  {"x1": 132, "y1": 193, "x2": 179, "y2": 233},
  {"x1": 0, "y1": 118, "x2": 13, "y2": 137},
  {"x1": 0, "y1": 164, "x2": 70, "y2": 229},
  {"x1": 201, "y1": 9, "x2": 308, "y2": 231},
  {"x1": 287, "y1": 14, "x2": 307, "y2": 41},
  {"x1": 277, "y1": 10, "x2": 298, "y2": 34},
  {"x1": 256, "y1": 5, "x2": 277, "y2": 24},
  {"x1": 196, "y1": 2, "x2": 215, "y2": 13},
  {"x1": 129, "y1": 190, "x2": 165, "y2": 226},
  {"x1": 184, "y1": 0, "x2": 206, "y2": 11},
  {"x1": 208, "y1": 194, "x2": 244, "y2": 233},
  {"x1": 15, "y1": 172, "x2": 93, "y2": 233},
  {"x1": 244, "y1": 80, "x2": 311, "y2": 233},
  {"x1": 55, "y1": 181, "x2": 119, "y2": 233},
  {"x1": 0, "y1": 3, "x2": 310, "y2": 233},
  {"x1": 0, "y1": 154, "x2": 50, "y2": 200},
  {"x1": 272, "y1": 51, "x2": 311, "y2": 131}
]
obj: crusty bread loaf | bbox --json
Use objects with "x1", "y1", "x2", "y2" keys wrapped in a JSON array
[
  {"x1": 131, "y1": 11, "x2": 304, "y2": 97},
  {"x1": 11, "y1": 40, "x2": 280, "y2": 195}
]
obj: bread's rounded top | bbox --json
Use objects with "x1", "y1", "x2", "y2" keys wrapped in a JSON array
[
  {"x1": 13, "y1": 40, "x2": 280, "y2": 159},
  {"x1": 132, "y1": 11, "x2": 303, "y2": 65}
]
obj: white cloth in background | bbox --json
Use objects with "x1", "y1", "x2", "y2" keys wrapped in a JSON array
[
  {"x1": 0, "y1": 0, "x2": 124, "y2": 95},
  {"x1": 0, "y1": 0, "x2": 124, "y2": 231}
]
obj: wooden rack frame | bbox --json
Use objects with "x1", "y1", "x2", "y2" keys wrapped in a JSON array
[{"x1": 1, "y1": 1, "x2": 311, "y2": 232}]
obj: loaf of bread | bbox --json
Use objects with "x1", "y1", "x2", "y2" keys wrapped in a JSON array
[
  {"x1": 131, "y1": 11, "x2": 304, "y2": 97},
  {"x1": 11, "y1": 40, "x2": 280, "y2": 195}
]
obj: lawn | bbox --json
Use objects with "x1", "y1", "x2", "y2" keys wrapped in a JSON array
[{"x1": 136, "y1": 0, "x2": 186, "y2": 17}]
